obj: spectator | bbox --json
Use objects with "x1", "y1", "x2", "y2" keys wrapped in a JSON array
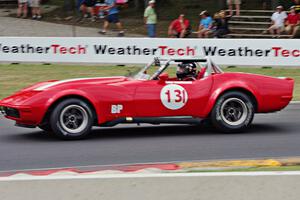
[
  {"x1": 214, "y1": 10, "x2": 231, "y2": 38},
  {"x1": 99, "y1": 0, "x2": 125, "y2": 36},
  {"x1": 227, "y1": 0, "x2": 241, "y2": 16},
  {"x1": 144, "y1": 0, "x2": 157, "y2": 38},
  {"x1": 285, "y1": 6, "x2": 300, "y2": 37},
  {"x1": 97, "y1": 0, "x2": 106, "y2": 19},
  {"x1": 198, "y1": 10, "x2": 213, "y2": 38},
  {"x1": 293, "y1": 0, "x2": 300, "y2": 13},
  {"x1": 168, "y1": 14, "x2": 191, "y2": 38},
  {"x1": 81, "y1": 0, "x2": 97, "y2": 21},
  {"x1": 17, "y1": 0, "x2": 28, "y2": 18},
  {"x1": 30, "y1": 0, "x2": 42, "y2": 20},
  {"x1": 79, "y1": 1, "x2": 88, "y2": 18},
  {"x1": 268, "y1": 5, "x2": 287, "y2": 37}
]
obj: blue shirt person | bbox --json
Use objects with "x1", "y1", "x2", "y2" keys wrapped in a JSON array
[
  {"x1": 105, "y1": 0, "x2": 119, "y2": 15},
  {"x1": 200, "y1": 16, "x2": 213, "y2": 29},
  {"x1": 198, "y1": 11, "x2": 213, "y2": 38},
  {"x1": 99, "y1": 0, "x2": 124, "y2": 36}
]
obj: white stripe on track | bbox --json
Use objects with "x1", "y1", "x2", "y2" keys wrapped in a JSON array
[
  {"x1": 291, "y1": 101, "x2": 300, "y2": 104},
  {"x1": 2, "y1": 171, "x2": 300, "y2": 181}
]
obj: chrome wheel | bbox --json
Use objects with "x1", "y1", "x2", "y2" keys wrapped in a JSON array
[
  {"x1": 211, "y1": 91, "x2": 255, "y2": 133},
  {"x1": 220, "y1": 98, "x2": 248, "y2": 126},
  {"x1": 59, "y1": 105, "x2": 89, "y2": 135}
]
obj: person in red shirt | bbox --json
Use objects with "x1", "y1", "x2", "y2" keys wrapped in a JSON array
[
  {"x1": 168, "y1": 14, "x2": 191, "y2": 38},
  {"x1": 285, "y1": 6, "x2": 300, "y2": 37}
]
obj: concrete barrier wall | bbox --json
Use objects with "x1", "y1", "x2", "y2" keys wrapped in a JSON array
[{"x1": 1, "y1": 172, "x2": 300, "y2": 200}]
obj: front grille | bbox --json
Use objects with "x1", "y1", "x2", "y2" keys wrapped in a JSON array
[{"x1": 2, "y1": 107, "x2": 20, "y2": 118}]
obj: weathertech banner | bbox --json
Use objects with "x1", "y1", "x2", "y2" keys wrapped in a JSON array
[{"x1": 0, "y1": 37, "x2": 300, "y2": 66}]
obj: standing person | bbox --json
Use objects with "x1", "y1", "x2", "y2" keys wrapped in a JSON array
[
  {"x1": 17, "y1": 0, "x2": 28, "y2": 18},
  {"x1": 168, "y1": 14, "x2": 191, "y2": 38},
  {"x1": 227, "y1": 0, "x2": 241, "y2": 16},
  {"x1": 197, "y1": 10, "x2": 213, "y2": 38},
  {"x1": 214, "y1": 10, "x2": 231, "y2": 38},
  {"x1": 79, "y1": 1, "x2": 88, "y2": 18},
  {"x1": 285, "y1": 6, "x2": 300, "y2": 37},
  {"x1": 81, "y1": 0, "x2": 97, "y2": 21},
  {"x1": 144, "y1": 0, "x2": 157, "y2": 38},
  {"x1": 268, "y1": 5, "x2": 287, "y2": 37},
  {"x1": 30, "y1": 0, "x2": 42, "y2": 20},
  {"x1": 99, "y1": 0, "x2": 125, "y2": 36}
]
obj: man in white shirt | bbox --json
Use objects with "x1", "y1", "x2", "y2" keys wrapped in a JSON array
[{"x1": 268, "y1": 5, "x2": 287, "y2": 37}]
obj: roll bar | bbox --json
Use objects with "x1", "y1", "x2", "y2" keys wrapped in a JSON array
[{"x1": 150, "y1": 57, "x2": 223, "y2": 80}]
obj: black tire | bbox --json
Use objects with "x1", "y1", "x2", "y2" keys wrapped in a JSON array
[
  {"x1": 49, "y1": 98, "x2": 95, "y2": 140},
  {"x1": 38, "y1": 123, "x2": 52, "y2": 132},
  {"x1": 211, "y1": 91, "x2": 254, "y2": 133}
]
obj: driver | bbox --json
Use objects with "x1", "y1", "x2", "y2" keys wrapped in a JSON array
[{"x1": 176, "y1": 62, "x2": 197, "y2": 80}]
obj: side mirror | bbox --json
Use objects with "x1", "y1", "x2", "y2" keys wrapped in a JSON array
[{"x1": 158, "y1": 73, "x2": 169, "y2": 83}]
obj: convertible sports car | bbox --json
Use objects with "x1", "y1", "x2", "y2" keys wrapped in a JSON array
[{"x1": 0, "y1": 57, "x2": 294, "y2": 139}]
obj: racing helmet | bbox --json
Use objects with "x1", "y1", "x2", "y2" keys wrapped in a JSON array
[{"x1": 176, "y1": 62, "x2": 197, "y2": 80}]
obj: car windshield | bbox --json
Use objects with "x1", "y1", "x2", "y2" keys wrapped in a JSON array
[
  {"x1": 132, "y1": 60, "x2": 163, "y2": 80},
  {"x1": 131, "y1": 58, "x2": 223, "y2": 81}
]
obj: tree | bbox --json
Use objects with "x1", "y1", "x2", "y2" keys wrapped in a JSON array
[
  {"x1": 271, "y1": 0, "x2": 279, "y2": 9},
  {"x1": 63, "y1": 0, "x2": 75, "y2": 12},
  {"x1": 133, "y1": 0, "x2": 163, "y2": 9},
  {"x1": 218, "y1": 0, "x2": 226, "y2": 9},
  {"x1": 133, "y1": 0, "x2": 147, "y2": 9}
]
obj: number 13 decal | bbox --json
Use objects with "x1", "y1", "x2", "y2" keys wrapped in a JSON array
[
  {"x1": 160, "y1": 84, "x2": 189, "y2": 110},
  {"x1": 165, "y1": 89, "x2": 187, "y2": 103}
]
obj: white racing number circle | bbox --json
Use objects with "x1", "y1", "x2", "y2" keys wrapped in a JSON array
[{"x1": 160, "y1": 84, "x2": 188, "y2": 110}]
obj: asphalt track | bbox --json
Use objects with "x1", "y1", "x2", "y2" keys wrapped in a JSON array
[{"x1": 0, "y1": 103, "x2": 300, "y2": 171}]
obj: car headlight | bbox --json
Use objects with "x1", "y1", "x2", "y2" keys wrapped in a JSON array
[
  {"x1": 0, "y1": 107, "x2": 20, "y2": 118},
  {"x1": 0, "y1": 106, "x2": 5, "y2": 115}
]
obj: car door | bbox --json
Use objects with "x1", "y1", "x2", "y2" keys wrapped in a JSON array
[{"x1": 134, "y1": 76, "x2": 213, "y2": 118}]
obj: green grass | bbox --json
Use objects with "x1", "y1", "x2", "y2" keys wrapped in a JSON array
[
  {"x1": 0, "y1": 64, "x2": 299, "y2": 100},
  {"x1": 0, "y1": 64, "x2": 139, "y2": 98}
]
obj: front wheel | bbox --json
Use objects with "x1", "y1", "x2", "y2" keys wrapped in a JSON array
[
  {"x1": 38, "y1": 123, "x2": 52, "y2": 133},
  {"x1": 211, "y1": 91, "x2": 255, "y2": 133},
  {"x1": 49, "y1": 98, "x2": 95, "y2": 140}
]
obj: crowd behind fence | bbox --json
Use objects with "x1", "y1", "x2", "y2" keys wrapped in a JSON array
[{"x1": 15, "y1": 0, "x2": 300, "y2": 38}]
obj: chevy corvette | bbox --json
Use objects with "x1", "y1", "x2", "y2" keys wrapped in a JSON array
[{"x1": 0, "y1": 57, "x2": 294, "y2": 139}]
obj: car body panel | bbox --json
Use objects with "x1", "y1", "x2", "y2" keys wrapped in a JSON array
[{"x1": 0, "y1": 60, "x2": 294, "y2": 128}]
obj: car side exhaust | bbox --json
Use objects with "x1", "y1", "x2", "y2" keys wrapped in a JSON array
[{"x1": 100, "y1": 116, "x2": 203, "y2": 127}]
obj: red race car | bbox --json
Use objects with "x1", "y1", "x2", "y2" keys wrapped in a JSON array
[{"x1": 0, "y1": 58, "x2": 294, "y2": 139}]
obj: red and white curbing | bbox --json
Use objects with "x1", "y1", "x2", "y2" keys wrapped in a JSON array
[
  {"x1": 1, "y1": 157, "x2": 299, "y2": 178},
  {"x1": 0, "y1": 163, "x2": 180, "y2": 178}
]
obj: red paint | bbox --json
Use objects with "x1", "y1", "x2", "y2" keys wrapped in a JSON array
[{"x1": 0, "y1": 72, "x2": 294, "y2": 127}]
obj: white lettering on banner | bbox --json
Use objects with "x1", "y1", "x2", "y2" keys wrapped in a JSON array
[{"x1": 0, "y1": 37, "x2": 299, "y2": 66}]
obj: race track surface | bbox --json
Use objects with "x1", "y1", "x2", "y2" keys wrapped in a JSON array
[{"x1": 0, "y1": 104, "x2": 300, "y2": 171}]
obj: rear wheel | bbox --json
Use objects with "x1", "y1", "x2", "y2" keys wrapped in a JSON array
[
  {"x1": 49, "y1": 98, "x2": 95, "y2": 140},
  {"x1": 211, "y1": 91, "x2": 254, "y2": 133}
]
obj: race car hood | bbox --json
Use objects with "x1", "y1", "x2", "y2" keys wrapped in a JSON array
[
  {"x1": 0, "y1": 77, "x2": 128, "y2": 106},
  {"x1": 32, "y1": 76, "x2": 128, "y2": 91}
]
